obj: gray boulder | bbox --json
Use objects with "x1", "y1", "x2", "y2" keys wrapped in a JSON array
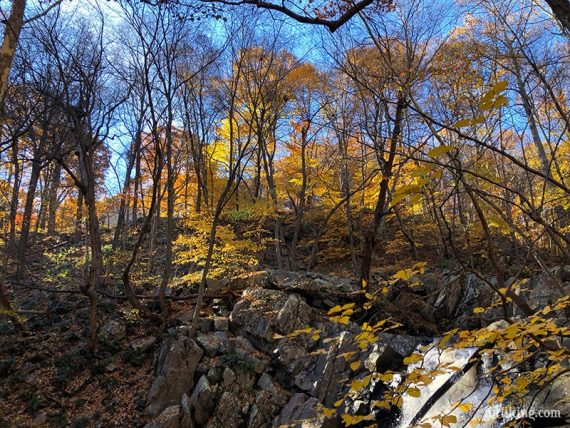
[
  {"x1": 145, "y1": 405, "x2": 181, "y2": 428},
  {"x1": 196, "y1": 331, "x2": 228, "y2": 357},
  {"x1": 272, "y1": 393, "x2": 326, "y2": 428},
  {"x1": 189, "y1": 375, "x2": 216, "y2": 425},
  {"x1": 269, "y1": 271, "x2": 358, "y2": 299},
  {"x1": 146, "y1": 337, "x2": 204, "y2": 416},
  {"x1": 101, "y1": 319, "x2": 126, "y2": 342}
]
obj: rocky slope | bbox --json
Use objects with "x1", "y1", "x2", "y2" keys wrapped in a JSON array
[{"x1": 142, "y1": 269, "x2": 570, "y2": 428}]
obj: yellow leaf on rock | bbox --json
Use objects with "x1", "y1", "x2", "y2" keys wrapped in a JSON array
[
  {"x1": 341, "y1": 413, "x2": 375, "y2": 426},
  {"x1": 322, "y1": 408, "x2": 335, "y2": 418},
  {"x1": 442, "y1": 415, "x2": 458, "y2": 426},
  {"x1": 404, "y1": 353, "x2": 423, "y2": 365},
  {"x1": 351, "y1": 375, "x2": 371, "y2": 392},
  {"x1": 407, "y1": 387, "x2": 421, "y2": 398},
  {"x1": 328, "y1": 305, "x2": 342, "y2": 315}
]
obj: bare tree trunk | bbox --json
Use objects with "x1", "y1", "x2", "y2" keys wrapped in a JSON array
[
  {"x1": 37, "y1": 171, "x2": 48, "y2": 232},
  {"x1": 74, "y1": 191, "x2": 83, "y2": 244},
  {"x1": 290, "y1": 127, "x2": 308, "y2": 270},
  {"x1": 359, "y1": 93, "x2": 405, "y2": 284},
  {"x1": 511, "y1": 49, "x2": 570, "y2": 257},
  {"x1": 339, "y1": 134, "x2": 357, "y2": 272},
  {"x1": 0, "y1": 0, "x2": 26, "y2": 103},
  {"x1": 113, "y1": 131, "x2": 140, "y2": 249},
  {"x1": 77, "y1": 140, "x2": 104, "y2": 353},
  {"x1": 8, "y1": 141, "x2": 20, "y2": 252},
  {"x1": 17, "y1": 159, "x2": 41, "y2": 275},
  {"x1": 47, "y1": 161, "x2": 61, "y2": 235},
  {"x1": 148, "y1": 183, "x2": 161, "y2": 274},
  {"x1": 158, "y1": 116, "x2": 175, "y2": 325},
  {"x1": 132, "y1": 150, "x2": 141, "y2": 225}
]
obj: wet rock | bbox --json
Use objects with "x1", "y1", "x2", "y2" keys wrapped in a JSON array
[
  {"x1": 146, "y1": 337, "x2": 204, "y2": 416},
  {"x1": 377, "y1": 333, "x2": 424, "y2": 359},
  {"x1": 532, "y1": 372, "x2": 570, "y2": 417},
  {"x1": 196, "y1": 331, "x2": 228, "y2": 357},
  {"x1": 189, "y1": 375, "x2": 216, "y2": 425},
  {"x1": 145, "y1": 405, "x2": 181, "y2": 428},
  {"x1": 431, "y1": 272, "x2": 495, "y2": 328}
]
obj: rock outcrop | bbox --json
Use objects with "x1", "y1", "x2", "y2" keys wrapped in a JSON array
[{"x1": 143, "y1": 268, "x2": 570, "y2": 428}]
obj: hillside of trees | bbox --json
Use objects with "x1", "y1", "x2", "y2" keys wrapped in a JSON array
[{"x1": 0, "y1": 0, "x2": 569, "y2": 426}]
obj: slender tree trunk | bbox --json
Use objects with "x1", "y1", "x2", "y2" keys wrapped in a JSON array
[
  {"x1": 8, "y1": 141, "x2": 20, "y2": 252},
  {"x1": 158, "y1": 117, "x2": 175, "y2": 325},
  {"x1": 511, "y1": 51, "x2": 570, "y2": 257},
  {"x1": 77, "y1": 139, "x2": 104, "y2": 353},
  {"x1": 0, "y1": 0, "x2": 26, "y2": 103},
  {"x1": 113, "y1": 131, "x2": 139, "y2": 249},
  {"x1": 17, "y1": 160, "x2": 41, "y2": 275},
  {"x1": 47, "y1": 161, "x2": 61, "y2": 235},
  {"x1": 36, "y1": 172, "x2": 48, "y2": 232},
  {"x1": 148, "y1": 182, "x2": 161, "y2": 273},
  {"x1": 359, "y1": 93, "x2": 405, "y2": 285},
  {"x1": 74, "y1": 191, "x2": 83, "y2": 244},
  {"x1": 339, "y1": 135, "x2": 357, "y2": 272},
  {"x1": 290, "y1": 127, "x2": 308, "y2": 270}
]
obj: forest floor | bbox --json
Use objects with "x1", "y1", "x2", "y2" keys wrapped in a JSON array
[{"x1": 0, "y1": 235, "x2": 175, "y2": 427}]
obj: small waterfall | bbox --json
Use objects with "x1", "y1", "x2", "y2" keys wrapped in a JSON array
[{"x1": 395, "y1": 344, "x2": 502, "y2": 427}]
